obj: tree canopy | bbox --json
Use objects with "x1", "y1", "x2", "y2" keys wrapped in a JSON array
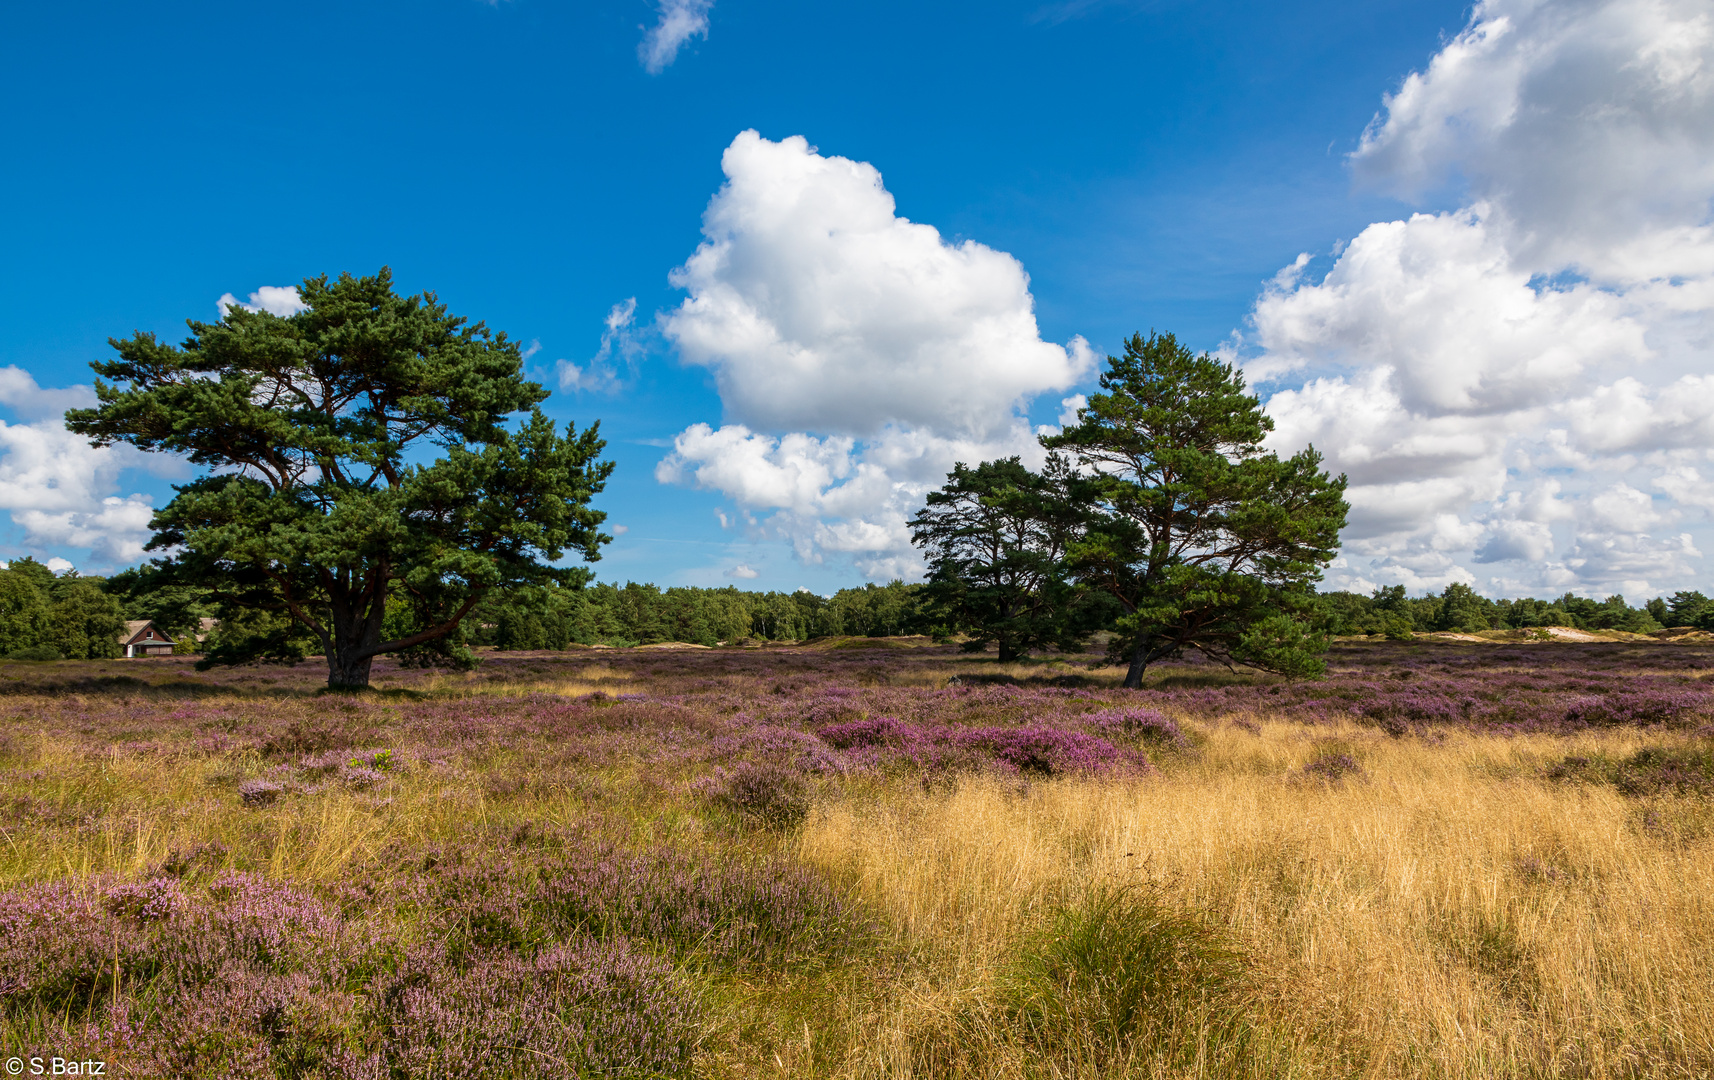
[
  {"x1": 909, "y1": 455, "x2": 1104, "y2": 661},
  {"x1": 66, "y1": 268, "x2": 613, "y2": 689},
  {"x1": 0, "y1": 559, "x2": 126, "y2": 661},
  {"x1": 1042, "y1": 331, "x2": 1349, "y2": 687}
]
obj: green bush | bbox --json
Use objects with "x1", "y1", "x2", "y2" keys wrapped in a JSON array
[{"x1": 6, "y1": 644, "x2": 63, "y2": 662}]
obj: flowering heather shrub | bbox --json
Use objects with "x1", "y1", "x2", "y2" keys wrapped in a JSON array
[
  {"x1": 815, "y1": 717, "x2": 1146, "y2": 776},
  {"x1": 534, "y1": 843, "x2": 863, "y2": 967},
  {"x1": 1084, "y1": 708, "x2": 1190, "y2": 749},
  {"x1": 955, "y1": 726, "x2": 1140, "y2": 776},
  {"x1": 0, "y1": 866, "x2": 702, "y2": 1079},
  {"x1": 699, "y1": 760, "x2": 811, "y2": 825},
  {"x1": 338, "y1": 765, "x2": 386, "y2": 789},
  {"x1": 384, "y1": 938, "x2": 698, "y2": 1078},
  {"x1": 100, "y1": 970, "x2": 377, "y2": 1080},
  {"x1": 237, "y1": 779, "x2": 282, "y2": 807},
  {"x1": 398, "y1": 834, "x2": 865, "y2": 969},
  {"x1": 1547, "y1": 746, "x2": 1714, "y2": 797},
  {"x1": 706, "y1": 722, "x2": 844, "y2": 774},
  {"x1": 817, "y1": 715, "x2": 915, "y2": 749},
  {"x1": 0, "y1": 881, "x2": 135, "y2": 1010},
  {"x1": 102, "y1": 877, "x2": 183, "y2": 923},
  {"x1": 1562, "y1": 690, "x2": 1708, "y2": 728},
  {"x1": 1298, "y1": 752, "x2": 1364, "y2": 785},
  {"x1": 188, "y1": 872, "x2": 350, "y2": 976}
]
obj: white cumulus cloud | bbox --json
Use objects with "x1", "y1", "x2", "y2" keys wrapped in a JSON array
[
  {"x1": 216, "y1": 285, "x2": 307, "y2": 319},
  {"x1": 1241, "y1": 0, "x2": 1714, "y2": 599},
  {"x1": 0, "y1": 365, "x2": 96, "y2": 420},
  {"x1": 656, "y1": 131, "x2": 1094, "y2": 579},
  {"x1": 0, "y1": 367, "x2": 184, "y2": 568},
  {"x1": 639, "y1": 0, "x2": 712, "y2": 75}
]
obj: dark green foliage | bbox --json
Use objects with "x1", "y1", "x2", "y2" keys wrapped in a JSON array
[
  {"x1": 1434, "y1": 583, "x2": 1496, "y2": 632},
  {"x1": 5, "y1": 644, "x2": 63, "y2": 662},
  {"x1": 0, "y1": 562, "x2": 50, "y2": 646},
  {"x1": 66, "y1": 268, "x2": 613, "y2": 689},
  {"x1": 1648, "y1": 596, "x2": 1671, "y2": 626},
  {"x1": 1558, "y1": 594, "x2": 1662, "y2": 633},
  {"x1": 1042, "y1": 332, "x2": 1349, "y2": 687},
  {"x1": 910, "y1": 456, "x2": 1104, "y2": 661},
  {"x1": 198, "y1": 605, "x2": 320, "y2": 668},
  {"x1": 1009, "y1": 885, "x2": 1253, "y2": 1070},
  {"x1": 1667, "y1": 590, "x2": 1712, "y2": 628},
  {"x1": 41, "y1": 580, "x2": 126, "y2": 660},
  {"x1": 475, "y1": 579, "x2": 933, "y2": 648},
  {"x1": 0, "y1": 560, "x2": 124, "y2": 660},
  {"x1": 1494, "y1": 596, "x2": 1574, "y2": 630}
]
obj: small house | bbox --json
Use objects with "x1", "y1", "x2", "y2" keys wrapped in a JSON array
[{"x1": 119, "y1": 620, "x2": 175, "y2": 658}]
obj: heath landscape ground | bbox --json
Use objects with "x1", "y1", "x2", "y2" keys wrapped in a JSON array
[{"x1": 1, "y1": 637, "x2": 1711, "y2": 1079}]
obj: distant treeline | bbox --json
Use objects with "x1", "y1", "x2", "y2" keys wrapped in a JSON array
[
  {"x1": 1318, "y1": 584, "x2": 1714, "y2": 638},
  {"x1": 481, "y1": 580, "x2": 1714, "y2": 648},
  {"x1": 6, "y1": 555, "x2": 1714, "y2": 661},
  {"x1": 469, "y1": 580, "x2": 928, "y2": 649}
]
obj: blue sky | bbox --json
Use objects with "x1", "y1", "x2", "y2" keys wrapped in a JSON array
[{"x1": 3, "y1": 0, "x2": 1712, "y2": 599}]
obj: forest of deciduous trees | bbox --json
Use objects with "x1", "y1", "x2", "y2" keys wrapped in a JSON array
[{"x1": 0, "y1": 558, "x2": 128, "y2": 660}]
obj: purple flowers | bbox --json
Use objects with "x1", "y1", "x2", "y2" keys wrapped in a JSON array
[
  {"x1": 102, "y1": 878, "x2": 183, "y2": 923},
  {"x1": 1084, "y1": 708, "x2": 1189, "y2": 749},
  {"x1": 0, "y1": 849, "x2": 788, "y2": 1077},
  {"x1": 236, "y1": 779, "x2": 282, "y2": 807},
  {"x1": 953, "y1": 726, "x2": 1138, "y2": 776},
  {"x1": 385, "y1": 938, "x2": 698, "y2": 1077},
  {"x1": 815, "y1": 716, "x2": 1149, "y2": 775}
]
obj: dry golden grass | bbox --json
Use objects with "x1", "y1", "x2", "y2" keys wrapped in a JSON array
[
  {"x1": 798, "y1": 722, "x2": 1714, "y2": 1079},
  {"x1": 3, "y1": 663, "x2": 1710, "y2": 1078}
]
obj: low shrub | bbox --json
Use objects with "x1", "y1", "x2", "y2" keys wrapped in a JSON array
[
  {"x1": 1548, "y1": 745, "x2": 1714, "y2": 797},
  {"x1": 1297, "y1": 749, "x2": 1364, "y2": 785},
  {"x1": 1084, "y1": 707, "x2": 1190, "y2": 749},
  {"x1": 0, "y1": 870, "x2": 701, "y2": 1079},
  {"x1": 237, "y1": 780, "x2": 282, "y2": 807},
  {"x1": 814, "y1": 717, "x2": 1148, "y2": 776},
  {"x1": 698, "y1": 760, "x2": 811, "y2": 826},
  {"x1": 381, "y1": 937, "x2": 699, "y2": 1078},
  {"x1": 5, "y1": 645, "x2": 62, "y2": 662}
]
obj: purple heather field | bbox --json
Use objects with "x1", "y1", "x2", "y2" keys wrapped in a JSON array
[{"x1": 1, "y1": 637, "x2": 1712, "y2": 1077}]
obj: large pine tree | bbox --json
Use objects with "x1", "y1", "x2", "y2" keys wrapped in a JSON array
[
  {"x1": 1043, "y1": 332, "x2": 1348, "y2": 687},
  {"x1": 67, "y1": 269, "x2": 613, "y2": 689}
]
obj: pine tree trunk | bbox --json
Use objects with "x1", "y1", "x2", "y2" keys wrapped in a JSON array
[
  {"x1": 1122, "y1": 639, "x2": 1150, "y2": 689},
  {"x1": 325, "y1": 599, "x2": 382, "y2": 692},
  {"x1": 997, "y1": 639, "x2": 1022, "y2": 663},
  {"x1": 327, "y1": 647, "x2": 374, "y2": 692}
]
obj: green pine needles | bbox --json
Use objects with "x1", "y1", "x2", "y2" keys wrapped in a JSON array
[
  {"x1": 914, "y1": 331, "x2": 1349, "y2": 687},
  {"x1": 67, "y1": 268, "x2": 613, "y2": 690}
]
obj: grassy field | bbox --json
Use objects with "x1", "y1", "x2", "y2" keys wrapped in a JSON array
[{"x1": 0, "y1": 639, "x2": 1711, "y2": 1078}]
